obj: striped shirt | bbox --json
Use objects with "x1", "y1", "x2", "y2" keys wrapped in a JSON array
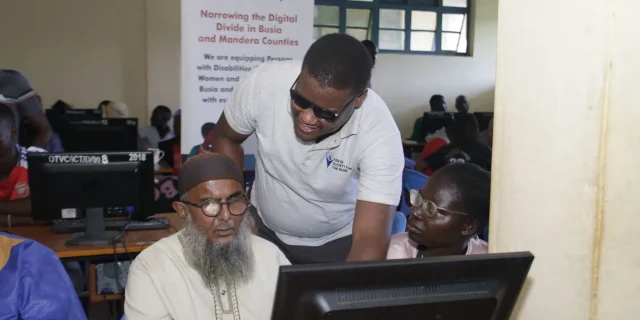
[{"x1": 0, "y1": 145, "x2": 45, "y2": 201}]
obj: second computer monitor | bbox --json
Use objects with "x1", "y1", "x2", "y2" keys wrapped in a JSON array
[
  {"x1": 422, "y1": 112, "x2": 454, "y2": 137},
  {"x1": 57, "y1": 118, "x2": 138, "y2": 152},
  {"x1": 474, "y1": 112, "x2": 494, "y2": 132},
  {"x1": 271, "y1": 252, "x2": 534, "y2": 320}
]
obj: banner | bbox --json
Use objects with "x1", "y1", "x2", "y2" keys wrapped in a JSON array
[{"x1": 180, "y1": 0, "x2": 314, "y2": 154}]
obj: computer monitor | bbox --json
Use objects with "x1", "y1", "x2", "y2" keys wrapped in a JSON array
[
  {"x1": 28, "y1": 151, "x2": 155, "y2": 246},
  {"x1": 474, "y1": 112, "x2": 494, "y2": 132},
  {"x1": 57, "y1": 118, "x2": 138, "y2": 152},
  {"x1": 45, "y1": 108, "x2": 102, "y2": 121},
  {"x1": 45, "y1": 108, "x2": 103, "y2": 134},
  {"x1": 422, "y1": 112, "x2": 454, "y2": 137},
  {"x1": 271, "y1": 252, "x2": 534, "y2": 320}
]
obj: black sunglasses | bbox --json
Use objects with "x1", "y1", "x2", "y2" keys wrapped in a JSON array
[{"x1": 289, "y1": 78, "x2": 356, "y2": 122}]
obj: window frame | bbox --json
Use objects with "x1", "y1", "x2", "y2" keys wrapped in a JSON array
[{"x1": 314, "y1": 0, "x2": 471, "y2": 56}]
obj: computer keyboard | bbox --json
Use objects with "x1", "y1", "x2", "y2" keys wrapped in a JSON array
[{"x1": 52, "y1": 217, "x2": 170, "y2": 234}]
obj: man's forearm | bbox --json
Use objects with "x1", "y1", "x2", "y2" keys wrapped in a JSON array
[
  {"x1": 211, "y1": 138, "x2": 245, "y2": 170},
  {"x1": 0, "y1": 198, "x2": 32, "y2": 216},
  {"x1": 347, "y1": 235, "x2": 389, "y2": 262}
]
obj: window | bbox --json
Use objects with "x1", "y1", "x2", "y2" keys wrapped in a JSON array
[{"x1": 313, "y1": 0, "x2": 471, "y2": 55}]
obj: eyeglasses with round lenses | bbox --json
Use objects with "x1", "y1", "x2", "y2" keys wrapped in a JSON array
[
  {"x1": 181, "y1": 196, "x2": 249, "y2": 217},
  {"x1": 409, "y1": 189, "x2": 467, "y2": 218}
]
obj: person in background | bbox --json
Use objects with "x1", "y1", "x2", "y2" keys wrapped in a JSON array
[
  {"x1": 50, "y1": 100, "x2": 72, "y2": 113},
  {"x1": 159, "y1": 109, "x2": 182, "y2": 175},
  {"x1": 0, "y1": 232, "x2": 87, "y2": 319},
  {"x1": 97, "y1": 100, "x2": 110, "y2": 113},
  {"x1": 361, "y1": 40, "x2": 378, "y2": 89},
  {"x1": 415, "y1": 133, "x2": 450, "y2": 176},
  {"x1": 125, "y1": 153, "x2": 289, "y2": 319},
  {"x1": 102, "y1": 100, "x2": 130, "y2": 118},
  {"x1": 0, "y1": 70, "x2": 55, "y2": 151},
  {"x1": 409, "y1": 94, "x2": 448, "y2": 142},
  {"x1": 139, "y1": 105, "x2": 175, "y2": 149},
  {"x1": 478, "y1": 118, "x2": 494, "y2": 148},
  {"x1": 455, "y1": 95, "x2": 469, "y2": 114},
  {"x1": 387, "y1": 163, "x2": 489, "y2": 259},
  {"x1": 188, "y1": 122, "x2": 216, "y2": 158},
  {"x1": 211, "y1": 34, "x2": 403, "y2": 264},
  {"x1": 0, "y1": 103, "x2": 46, "y2": 226},
  {"x1": 429, "y1": 94, "x2": 447, "y2": 113},
  {"x1": 417, "y1": 113, "x2": 492, "y2": 173}
]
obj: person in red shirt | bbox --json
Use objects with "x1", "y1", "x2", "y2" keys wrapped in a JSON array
[
  {"x1": 0, "y1": 102, "x2": 44, "y2": 226},
  {"x1": 187, "y1": 122, "x2": 216, "y2": 159},
  {"x1": 416, "y1": 134, "x2": 449, "y2": 176}
]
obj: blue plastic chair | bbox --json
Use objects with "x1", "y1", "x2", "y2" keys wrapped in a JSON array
[
  {"x1": 479, "y1": 225, "x2": 489, "y2": 242},
  {"x1": 398, "y1": 169, "x2": 428, "y2": 216},
  {"x1": 404, "y1": 157, "x2": 416, "y2": 170},
  {"x1": 243, "y1": 154, "x2": 256, "y2": 170},
  {"x1": 391, "y1": 212, "x2": 407, "y2": 235}
]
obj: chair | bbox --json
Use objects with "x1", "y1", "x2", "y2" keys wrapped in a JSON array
[
  {"x1": 391, "y1": 212, "x2": 407, "y2": 235},
  {"x1": 479, "y1": 225, "x2": 489, "y2": 242},
  {"x1": 397, "y1": 169, "x2": 428, "y2": 216},
  {"x1": 404, "y1": 157, "x2": 416, "y2": 170}
]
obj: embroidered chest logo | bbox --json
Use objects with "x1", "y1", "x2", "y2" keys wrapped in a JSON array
[
  {"x1": 14, "y1": 182, "x2": 29, "y2": 198},
  {"x1": 325, "y1": 153, "x2": 334, "y2": 167},
  {"x1": 325, "y1": 152, "x2": 353, "y2": 173}
]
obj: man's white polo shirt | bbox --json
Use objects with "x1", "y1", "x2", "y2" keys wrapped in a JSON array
[{"x1": 224, "y1": 61, "x2": 403, "y2": 247}]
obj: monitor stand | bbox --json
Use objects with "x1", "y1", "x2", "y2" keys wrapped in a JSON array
[{"x1": 65, "y1": 208, "x2": 121, "y2": 246}]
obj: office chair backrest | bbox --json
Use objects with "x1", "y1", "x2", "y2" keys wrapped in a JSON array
[
  {"x1": 404, "y1": 157, "x2": 416, "y2": 170},
  {"x1": 391, "y1": 212, "x2": 407, "y2": 235}
]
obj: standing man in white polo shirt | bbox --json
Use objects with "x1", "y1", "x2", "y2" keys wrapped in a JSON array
[{"x1": 211, "y1": 34, "x2": 403, "y2": 264}]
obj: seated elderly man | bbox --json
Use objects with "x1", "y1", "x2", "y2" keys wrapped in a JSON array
[{"x1": 125, "y1": 153, "x2": 289, "y2": 319}]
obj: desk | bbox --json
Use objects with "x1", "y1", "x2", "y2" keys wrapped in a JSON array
[
  {"x1": 7, "y1": 213, "x2": 182, "y2": 309},
  {"x1": 6, "y1": 213, "x2": 183, "y2": 259},
  {"x1": 402, "y1": 139, "x2": 426, "y2": 158},
  {"x1": 154, "y1": 168, "x2": 174, "y2": 175}
]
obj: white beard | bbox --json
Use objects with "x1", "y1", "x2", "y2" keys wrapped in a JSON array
[{"x1": 179, "y1": 212, "x2": 254, "y2": 286}]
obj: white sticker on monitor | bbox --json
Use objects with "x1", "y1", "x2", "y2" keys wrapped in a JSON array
[{"x1": 61, "y1": 208, "x2": 77, "y2": 219}]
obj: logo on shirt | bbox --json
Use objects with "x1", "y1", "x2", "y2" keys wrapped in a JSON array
[
  {"x1": 446, "y1": 147, "x2": 471, "y2": 164},
  {"x1": 325, "y1": 153, "x2": 334, "y2": 167},
  {"x1": 325, "y1": 153, "x2": 353, "y2": 173},
  {"x1": 14, "y1": 182, "x2": 29, "y2": 198}
]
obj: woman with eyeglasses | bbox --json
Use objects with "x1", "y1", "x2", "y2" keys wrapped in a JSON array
[{"x1": 387, "y1": 163, "x2": 490, "y2": 259}]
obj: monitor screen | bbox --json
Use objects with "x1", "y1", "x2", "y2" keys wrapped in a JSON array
[
  {"x1": 271, "y1": 252, "x2": 534, "y2": 320},
  {"x1": 423, "y1": 112, "x2": 454, "y2": 137},
  {"x1": 474, "y1": 112, "x2": 494, "y2": 132},
  {"x1": 57, "y1": 118, "x2": 138, "y2": 152},
  {"x1": 45, "y1": 108, "x2": 102, "y2": 133},
  {"x1": 28, "y1": 151, "x2": 154, "y2": 221}
]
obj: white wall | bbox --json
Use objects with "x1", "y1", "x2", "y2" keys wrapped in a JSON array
[
  {"x1": 0, "y1": 0, "x2": 496, "y2": 134},
  {"x1": 492, "y1": 0, "x2": 640, "y2": 318},
  {"x1": 146, "y1": 0, "x2": 181, "y2": 116},
  {"x1": 0, "y1": 0, "x2": 149, "y2": 123},
  {"x1": 373, "y1": 0, "x2": 498, "y2": 136}
]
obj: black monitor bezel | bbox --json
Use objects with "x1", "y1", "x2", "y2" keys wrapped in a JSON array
[{"x1": 272, "y1": 251, "x2": 533, "y2": 320}]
